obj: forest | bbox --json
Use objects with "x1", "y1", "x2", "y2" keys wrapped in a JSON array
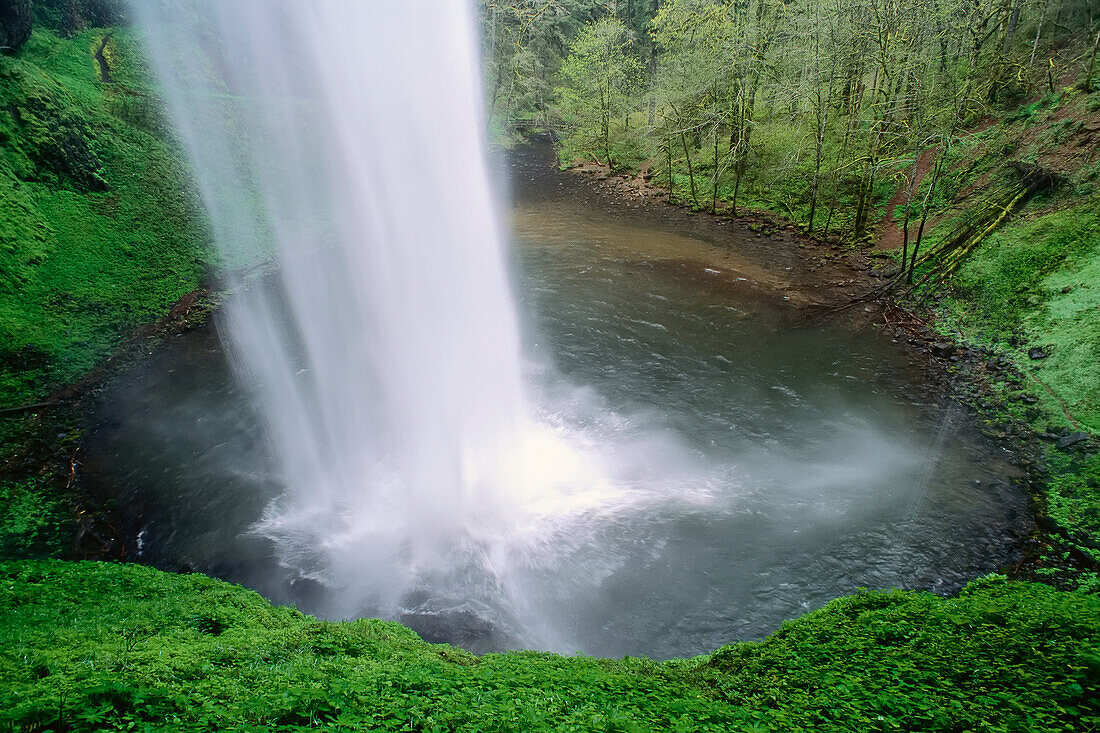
[
  {"x1": 487, "y1": 0, "x2": 1097, "y2": 245},
  {"x1": 0, "y1": 0, "x2": 1098, "y2": 730}
]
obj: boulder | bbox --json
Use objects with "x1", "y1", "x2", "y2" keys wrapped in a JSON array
[
  {"x1": 931, "y1": 342, "x2": 957, "y2": 358},
  {"x1": 1056, "y1": 432, "x2": 1091, "y2": 450},
  {"x1": 0, "y1": 0, "x2": 32, "y2": 52}
]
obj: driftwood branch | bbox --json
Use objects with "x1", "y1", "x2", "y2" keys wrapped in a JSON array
[{"x1": 0, "y1": 401, "x2": 61, "y2": 417}]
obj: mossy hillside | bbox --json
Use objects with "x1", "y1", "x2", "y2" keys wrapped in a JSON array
[
  {"x1": 698, "y1": 575, "x2": 1100, "y2": 731},
  {"x1": 0, "y1": 28, "x2": 212, "y2": 410},
  {"x1": 950, "y1": 200, "x2": 1100, "y2": 430},
  {"x1": 2, "y1": 561, "x2": 1098, "y2": 732},
  {"x1": 901, "y1": 86, "x2": 1100, "y2": 572},
  {"x1": 940, "y1": 88, "x2": 1100, "y2": 412}
]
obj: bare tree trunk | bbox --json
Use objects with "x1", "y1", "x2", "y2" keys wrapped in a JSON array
[
  {"x1": 852, "y1": 65, "x2": 881, "y2": 238},
  {"x1": 1084, "y1": 29, "x2": 1100, "y2": 92},
  {"x1": 600, "y1": 84, "x2": 611, "y2": 166},
  {"x1": 1029, "y1": 0, "x2": 1047, "y2": 71},
  {"x1": 680, "y1": 129, "x2": 698, "y2": 207},
  {"x1": 908, "y1": 155, "x2": 946, "y2": 283},
  {"x1": 711, "y1": 121, "x2": 721, "y2": 213},
  {"x1": 900, "y1": 134, "x2": 926, "y2": 278},
  {"x1": 648, "y1": 0, "x2": 659, "y2": 125},
  {"x1": 666, "y1": 137, "x2": 675, "y2": 204},
  {"x1": 808, "y1": 99, "x2": 828, "y2": 232}
]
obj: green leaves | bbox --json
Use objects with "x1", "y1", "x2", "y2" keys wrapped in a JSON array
[
  {"x1": 556, "y1": 17, "x2": 643, "y2": 165},
  {"x1": 1, "y1": 561, "x2": 1097, "y2": 732},
  {"x1": 698, "y1": 581, "x2": 1100, "y2": 732}
]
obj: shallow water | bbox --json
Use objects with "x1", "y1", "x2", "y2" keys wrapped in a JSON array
[{"x1": 86, "y1": 186, "x2": 1028, "y2": 659}]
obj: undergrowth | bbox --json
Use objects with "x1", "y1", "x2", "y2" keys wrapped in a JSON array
[
  {"x1": 920, "y1": 85, "x2": 1100, "y2": 577},
  {"x1": 1, "y1": 561, "x2": 1097, "y2": 732},
  {"x1": 0, "y1": 28, "x2": 212, "y2": 412}
]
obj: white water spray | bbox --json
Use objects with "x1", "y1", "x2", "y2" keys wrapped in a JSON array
[{"x1": 133, "y1": 1, "x2": 580, "y2": 620}]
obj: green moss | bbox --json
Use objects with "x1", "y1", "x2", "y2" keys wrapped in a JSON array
[
  {"x1": 1028, "y1": 240, "x2": 1100, "y2": 432},
  {"x1": 1044, "y1": 450, "x2": 1100, "y2": 563},
  {"x1": 1, "y1": 561, "x2": 1096, "y2": 732},
  {"x1": 951, "y1": 202, "x2": 1100, "y2": 349},
  {"x1": 0, "y1": 28, "x2": 213, "y2": 409},
  {"x1": 699, "y1": 575, "x2": 1100, "y2": 731}
]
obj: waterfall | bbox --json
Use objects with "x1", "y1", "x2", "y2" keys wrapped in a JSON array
[
  {"x1": 125, "y1": 0, "x2": 964, "y2": 658},
  {"x1": 134, "y1": 1, "x2": 535, "y2": 616}
]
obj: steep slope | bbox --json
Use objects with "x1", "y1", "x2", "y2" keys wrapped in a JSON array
[{"x1": 0, "y1": 27, "x2": 210, "y2": 410}]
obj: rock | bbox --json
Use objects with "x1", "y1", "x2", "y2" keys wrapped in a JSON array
[
  {"x1": 1056, "y1": 432, "x2": 1091, "y2": 450},
  {"x1": 0, "y1": 0, "x2": 33, "y2": 52},
  {"x1": 931, "y1": 342, "x2": 956, "y2": 358},
  {"x1": 1029, "y1": 347, "x2": 1048, "y2": 360},
  {"x1": 400, "y1": 610, "x2": 516, "y2": 653},
  {"x1": 1022, "y1": 394, "x2": 1038, "y2": 404}
]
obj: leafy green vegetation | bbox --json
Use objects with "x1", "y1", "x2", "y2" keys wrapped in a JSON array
[
  {"x1": 0, "y1": 478, "x2": 69, "y2": 558},
  {"x1": 2, "y1": 561, "x2": 1097, "y2": 732},
  {"x1": 0, "y1": 27, "x2": 211, "y2": 410},
  {"x1": 699, "y1": 575, "x2": 1100, "y2": 731}
]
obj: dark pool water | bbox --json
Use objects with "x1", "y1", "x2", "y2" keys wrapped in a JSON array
[{"x1": 85, "y1": 179, "x2": 1030, "y2": 659}]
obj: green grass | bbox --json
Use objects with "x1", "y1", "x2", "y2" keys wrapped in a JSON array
[
  {"x1": 0, "y1": 28, "x2": 212, "y2": 409},
  {"x1": 1, "y1": 561, "x2": 1097, "y2": 732}
]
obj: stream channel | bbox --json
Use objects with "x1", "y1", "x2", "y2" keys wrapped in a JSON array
[{"x1": 84, "y1": 146, "x2": 1031, "y2": 659}]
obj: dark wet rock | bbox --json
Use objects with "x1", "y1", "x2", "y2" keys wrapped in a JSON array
[
  {"x1": 0, "y1": 0, "x2": 32, "y2": 52},
  {"x1": 1022, "y1": 394, "x2": 1038, "y2": 404},
  {"x1": 400, "y1": 610, "x2": 516, "y2": 654},
  {"x1": 1056, "y1": 432, "x2": 1091, "y2": 450},
  {"x1": 1029, "y1": 347, "x2": 1048, "y2": 360},
  {"x1": 931, "y1": 342, "x2": 956, "y2": 358}
]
